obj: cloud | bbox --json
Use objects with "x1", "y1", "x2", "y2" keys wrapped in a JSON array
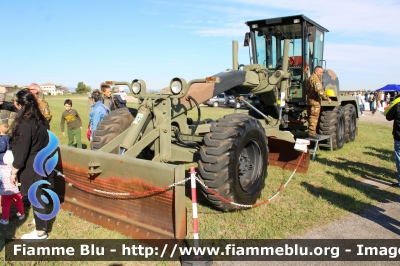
[
  {"x1": 195, "y1": 22, "x2": 248, "y2": 37},
  {"x1": 324, "y1": 43, "x2": 400, "y2": 90},
  {"x1": 165, "y1": 0, "x2": 399, "y2": 44},
  {"x1": 228, "y1": 0, "x2": 399, "y2": 36},
  {"x1": 325, "y1": 43, "x2": 400, "y2": 69},
  {"x1": 195, "y1": 28, "x2": 243, "y2": 37},
  {"x1": 166, "y1": 24, "x2": 203, "y2": 30},
  {"x1": 155, "y1": 1, "x2": 275, "y2": 37}
]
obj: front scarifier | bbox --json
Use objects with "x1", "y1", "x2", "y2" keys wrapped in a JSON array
[{"x1": 198, "y1": 114, "x2": 268, "y2": 211}]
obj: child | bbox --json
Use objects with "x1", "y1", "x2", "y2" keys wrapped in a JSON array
[
  {"x1": 60, "y1": 99, "x2": 82, "y2": 148},
  {"x1": 113, "y1": 87, "x2": 127, "y2": 108},
  {"x1": 0, "y1": 124, "x2": 10, "y2": 165},
  {"x1": 0, "y1": 154, "x2": 24, "y2": 225}
]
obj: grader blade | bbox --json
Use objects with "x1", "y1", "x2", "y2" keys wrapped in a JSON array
[
  {"x1": 54, "y1": 146, "x2": 186, "y2": 241},
  {"x1": 268, "y1": 139, "x2": 310, "y2": 174}
]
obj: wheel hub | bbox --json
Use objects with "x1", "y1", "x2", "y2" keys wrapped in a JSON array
[
  {"x1": 238, "y1": 152, "x2": 252, "y2": 174},
  {"x1": 238, "y1": 139, "x2": 262, "y2": 192}
]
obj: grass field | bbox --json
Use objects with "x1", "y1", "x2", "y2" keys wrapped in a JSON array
[{"x1": 0, "y1": 96, "x2": 399, "y2": 265}]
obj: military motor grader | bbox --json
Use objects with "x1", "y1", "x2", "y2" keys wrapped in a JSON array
[{"x1": 55, "y1": 15, "x2": 359, "y2": 241}]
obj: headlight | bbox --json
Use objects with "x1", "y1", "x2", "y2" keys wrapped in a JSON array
[
  {"x1": 171, "y1": 80, "x2": 182, "y2": 94},
  {"x1": 131, "y1": 79, "x2": 146, "y2": 95},
  {"x1": 132, "y1": 82, "x2": 141, "y2": 94}
]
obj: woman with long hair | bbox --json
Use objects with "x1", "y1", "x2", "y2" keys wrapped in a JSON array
[{"x1": 9, "y1": 89, "x2": 50, "y2": 239}]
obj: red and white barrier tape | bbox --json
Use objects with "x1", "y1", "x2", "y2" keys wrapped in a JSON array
[
  {"x1": 195, "y1": 152, "x2": 305, "y2": 208},
  {"x1": 54, "y1": 151, "x2": 305, "y2": 207},
  {"x1": 55, "y1": 170, "x2": 189, "y2": 198}
]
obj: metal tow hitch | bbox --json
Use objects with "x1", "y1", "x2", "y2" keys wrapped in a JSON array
[{"x1": 87, "y1": 161, "x2": 102, "y2": 176}]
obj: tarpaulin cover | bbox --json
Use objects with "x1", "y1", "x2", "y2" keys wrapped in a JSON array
[{"x1": 375, "y1": 84, "x2": 400, "y2": 92}]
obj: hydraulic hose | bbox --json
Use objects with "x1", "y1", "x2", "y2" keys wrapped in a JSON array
[
  {"x1": 174, "y1": 129, "x2": 201, "y2": 148},
  {"x1": 186, "y1": 95, "x2": 201, "y2": 135}
]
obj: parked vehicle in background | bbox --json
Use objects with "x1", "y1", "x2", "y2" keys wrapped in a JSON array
[
  {"x1": 206, "y1": 93, "x2": 228, "y2": 107},
  {"x1": 229, "y1": 94, "x2": 252, "y2": 108},
  {"x1": 225, "y1": 95, "x2": 234, "y2": 105}
]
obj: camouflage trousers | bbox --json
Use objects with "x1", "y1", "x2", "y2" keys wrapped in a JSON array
[{"x1": 307, "y1": 103, "x2": 321, "y2": 135}]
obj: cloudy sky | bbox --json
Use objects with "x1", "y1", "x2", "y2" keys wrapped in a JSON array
[{"x1": 0, "y1": 0, "x2": 399, "y2": 91}]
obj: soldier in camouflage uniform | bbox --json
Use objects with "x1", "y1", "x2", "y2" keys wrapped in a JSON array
[
  {"x1": 306, "y1": 66, "x2": 331, "y2": 139},
  {"x1": 28, "y1": 83, "x2": 52, "y2": 124},
  {"x1": 0, "y1": 84, "x2": 52, "y2": 129}
]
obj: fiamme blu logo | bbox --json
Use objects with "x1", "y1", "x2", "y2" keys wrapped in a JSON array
[{"x1": 28, "y1": 130, "x2": 60, "y2": 221}]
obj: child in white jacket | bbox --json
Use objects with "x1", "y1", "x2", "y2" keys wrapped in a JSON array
[
  {"x1": 0, "y1": 151, "x2": 25, "y2": 225},
  {"x1": 113, "y1": 87, "x2": 127, "y2": 108}
]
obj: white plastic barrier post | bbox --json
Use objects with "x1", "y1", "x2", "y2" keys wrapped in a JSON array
[
  {"x1": 190, "y1": 167, "x2": 199, "y2": 248},
  {"x1": 181, "y1": 168, "x2": 213, "y2": 265}
]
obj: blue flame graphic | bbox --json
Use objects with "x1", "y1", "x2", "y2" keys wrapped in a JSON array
[
  {"x1": 33, "y1": 130, "x2": 59, "y2": 177},
  {"x1": 28, "y1": 180, "x2": 60, "y2": 221},
  {"x1": 29, "y1": 130, "x2": 61, "y2": 221}
]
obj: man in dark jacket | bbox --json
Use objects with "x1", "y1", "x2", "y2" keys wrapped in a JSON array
[{"x1": 385, "y1": 94, "x2": 400, "y2": 187}]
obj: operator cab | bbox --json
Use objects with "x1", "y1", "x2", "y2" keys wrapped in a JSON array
[{"x1": 244, "y1": 15, "x2": 328, "y2": 103}]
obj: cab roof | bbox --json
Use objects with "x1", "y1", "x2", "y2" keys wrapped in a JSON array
[{"x1": 245, "y1": 14, "x2": 329, "y2": 33}]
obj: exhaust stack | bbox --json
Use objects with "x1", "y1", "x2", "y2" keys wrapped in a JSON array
[{"x1": 232, "y1": 40, "x2": 238, "y2": 70}]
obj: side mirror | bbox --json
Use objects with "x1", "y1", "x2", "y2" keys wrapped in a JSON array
[
  {"x1": 243, "y1": 32, "x2": 250, "y2": 47},
  {"x1": 307, "y1": 26, "x2": 316, "y2": 42}
]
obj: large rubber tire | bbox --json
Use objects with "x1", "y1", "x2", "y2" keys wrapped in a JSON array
[
  {"x1": 92, "y1": 108, "x2": 135, "y2": 153},
  {"x1": 198, "y1": 113, "x2": 268, "y2": 211},
  {"x1": 318, "y1": 106, "x2": 345, "y2": 150},
  {"x1": 213, "y1": 101, "x2": 219, "y2": 107},
  {"x1": 344, "y1": 104, "x2": 357, "y2": 143}
]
